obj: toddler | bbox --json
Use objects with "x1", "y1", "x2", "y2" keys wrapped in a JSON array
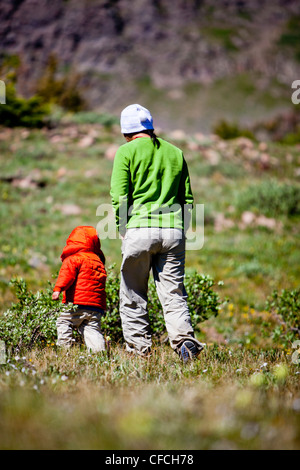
[{"x1": 52, "y1": 225, "x2": 107, "y2": 353}]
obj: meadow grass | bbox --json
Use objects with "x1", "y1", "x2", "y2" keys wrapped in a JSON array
[
  {"x1": 0, "y1": 122, "x2": 299, "y2": 449},
  {"x1": 0, "y1": 343, "x2": 299, "y2": 450}
]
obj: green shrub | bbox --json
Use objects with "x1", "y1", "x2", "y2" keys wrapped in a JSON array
[
  {"x1": 278, "y1": 16, "x2": 300, "y2": 62},
  {"x1": 236, "y1": 180, "x2": 300, "y2": 217},
  {"x1": 0, "y1": 279, "x2": 66, "y2": 352},
  {"x1": 213, "y1": 119, "x2": 255, "y2": 140},
  {"x1": 0, "y1": 270, "x2": 222, "y2": 352},
  {"x1": 101, "y1": 269, "x2": 222, "y2": 342},
  {"x1": 266, "y1": 288, "x2": 300, "y2": 345},
  {"x1": 0, "y1": 82, "x2": 49, "y2": 128},
  {"x1": 280, "y1": 130, "x2": 300, "y2": 145},
  {"x1": 36, "y1": 54, "x2": 85, "y2": 112}
]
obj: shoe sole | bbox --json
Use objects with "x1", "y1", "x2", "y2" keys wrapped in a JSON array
[{"x1": 180, "y1": 341, "x2": 203, "y2": 363}]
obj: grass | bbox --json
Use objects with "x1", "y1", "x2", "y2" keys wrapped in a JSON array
[
  {"x1": 135, "y1": 73, "x2": 290, "y2": 134},
  {"x1": 0, "y1": 120, "x2": 299, "y2": 450},
  {"x1": 0, "y1": 345, "x2": 299, "y2": 450}
]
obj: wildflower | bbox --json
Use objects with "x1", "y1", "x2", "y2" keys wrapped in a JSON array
[
  {"x1": 61, "y1": 375, "x2": 68, "y2": 381},
  {"x1": 260, "y1": 362, "x2": 268, "y2": 369}
]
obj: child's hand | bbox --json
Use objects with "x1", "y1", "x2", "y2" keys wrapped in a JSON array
[{"x1": 52, "y1": 291, "x2": 60, "y2": 300}]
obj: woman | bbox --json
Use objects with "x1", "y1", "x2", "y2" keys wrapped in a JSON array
[{"x1": 110, "y1": 104, "x2": 203, "y2": 362}]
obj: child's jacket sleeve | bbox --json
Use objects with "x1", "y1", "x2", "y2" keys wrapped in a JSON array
[{"x1": 53, "y1": 257, "x2": 79, "y2": 292}]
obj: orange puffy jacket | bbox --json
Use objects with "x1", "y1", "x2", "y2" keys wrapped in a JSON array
[{"x1": 53, "y1": 226, "x2": 107, "y2": 310}]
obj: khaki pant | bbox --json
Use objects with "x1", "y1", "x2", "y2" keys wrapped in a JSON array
[
  {"x1": 56, "y1": 307, "x2": 105, "y2": 353},
  {"x1": 120, "y1": 227, "x2": 202, "y2": 356}
]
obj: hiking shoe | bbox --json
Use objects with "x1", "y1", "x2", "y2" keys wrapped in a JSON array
[{"x1": 179, "y1": 340, "x2": 202, "y2": 363}]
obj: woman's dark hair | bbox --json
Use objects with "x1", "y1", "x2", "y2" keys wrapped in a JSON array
[{"x1": 124, "y1": 129, "x2": 160, "y2": 149}]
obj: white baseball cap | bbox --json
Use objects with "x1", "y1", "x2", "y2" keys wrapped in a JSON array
[{"x1": 120, "y1": 104, "x2": 154, "y2": 134}]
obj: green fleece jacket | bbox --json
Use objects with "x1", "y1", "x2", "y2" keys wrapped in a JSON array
[{"x1": 110, "y1": 136, "x2": 193, "y2": 234}]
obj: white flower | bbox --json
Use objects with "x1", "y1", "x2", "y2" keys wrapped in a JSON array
[{"x1": 260, "y1": 362, "x2": 268, "y2": 369}]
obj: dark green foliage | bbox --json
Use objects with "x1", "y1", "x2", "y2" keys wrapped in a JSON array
[
  {"x1": 266, "y1": 288, "x2": 300, "y2": 344},
  {"x1": 184, "y1": 273, "x2": 222, "y2": 327},
  {"x1": 100, "y1": 268, "x2": 123, "y2": 342},
  {"x1": 278, "y1": 16, "x2": 300, "y2": 62},
  {"x1": 236, "y1": 181, "x2": 300, "y2": 217},
  {"x1": 213, "y1": 119, "x2": 255, "y2": 140},
  {"x1": 280, "y1": 130, "x2": 300, "y2": 145},
  {"x1": 0, "y1": 279, "x2": 65, "y2": 352},
  {"x1": 36, "y1": 54, "x2": 85, "y2": 112},
  {"x1": 0, "y1": 83, "x2": 49, "y2": 128},
  {"x1": 0, "y1": 270, "x2": 222, "y2": 351},
  {"x1": 102, "y1": 269, "x2": 222, "y2": 342}
]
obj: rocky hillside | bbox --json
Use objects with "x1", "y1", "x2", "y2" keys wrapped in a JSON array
[{"x1": 1, "y1": 0, "x2": 300, "y2": 130}]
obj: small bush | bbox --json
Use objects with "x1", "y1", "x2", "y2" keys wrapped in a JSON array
[
  {"x1": 236, "y1": 180, "x2": 300, "y2": 217},
  {"x1": 0, "y1": 279, "x2": 66, "y2": 352},
  {"x1": 102, "y1": 269, "x2": 222, "y2": 342},
  {"x1": 0, "y1": 270, "x2": 222, "y2": 352},
  {"x1": 36, "y1": 54, "x2": 85, "y2": 112},
  {"x1": 280, "y1": 130, "x2": 300, "y2": 145},
  {"x1": 278, "y1": 16, "x2": 300, "y2": 62},
  {"x1": 213, "y1": 119, "x2": 255, "y2": 140},
  {"x1": 266, "y1": 288, "x2": 300, "y2": 344},
  {"x1": 0, "y1": 83, "x2": 49, "y2": 128}
]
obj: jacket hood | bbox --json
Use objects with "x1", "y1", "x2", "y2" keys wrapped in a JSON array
[{"x1": 61, "y1": 226, "x2": 102, "y2": 261}]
